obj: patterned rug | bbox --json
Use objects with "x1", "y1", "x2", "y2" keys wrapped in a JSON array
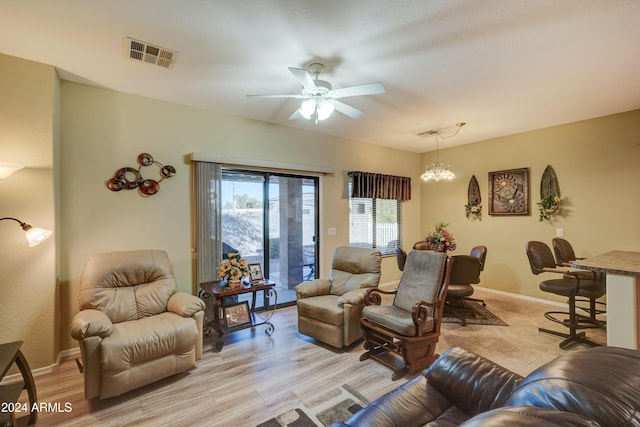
[
  {"x1": 256, "y1": 384, "x2": 368, "y2": 427},
  {"x1": 443, "y1": 301, "x2": 508, "y2": 326}
]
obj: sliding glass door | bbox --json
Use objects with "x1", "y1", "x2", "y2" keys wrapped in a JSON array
[{"x1": 221, "y1": 169, "x2": 318, "y2": 307}]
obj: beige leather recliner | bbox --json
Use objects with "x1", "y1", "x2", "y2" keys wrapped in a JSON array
[
  {"x1": 70, "y1": 250, "x2": 205, "y2": 399},
  {"x1": 295, "y1": 246, "x2": 382, "y2": 348}
]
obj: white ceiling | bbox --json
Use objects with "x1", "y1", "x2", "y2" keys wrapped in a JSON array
[{"x1": 1, "y1": 0, "x2": 639, "y2": 153}]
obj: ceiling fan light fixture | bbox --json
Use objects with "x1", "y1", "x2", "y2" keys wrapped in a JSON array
[
  {"x1": 316, "y1": 100, "x2": 335, "y2": 121},
  {"x1": 247, "y1": 63, "x2": 385, "y2": 122},
  {"x1": 299, "y1": 99, "x2": 316, "y2": 120}
]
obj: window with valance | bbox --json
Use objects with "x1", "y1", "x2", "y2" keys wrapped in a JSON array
[
  {"x1": 348, "y1": 171, "x2": 411, "y2": 201},
  {"x1": 348, "y1": 171, "x2": 410, "y2": 255}
]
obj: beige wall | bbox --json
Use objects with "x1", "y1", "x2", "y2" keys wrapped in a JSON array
[
  {"x1": 3, "y1": 49, "x2": 640, "y2": 369},
  {"x1": 0, "y1": 54, "x2": 58, "y2": 369},
  {"x1": 420, "y1": 109, "x2": 640, "y2": 301},
  {"x1": 58, "y1": 82, "x2": 422, "y2": 352}
]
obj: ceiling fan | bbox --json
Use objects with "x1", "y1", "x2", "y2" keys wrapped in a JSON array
[{"x1": 247, "y1": 63, "x2": 385, "y2": 124}]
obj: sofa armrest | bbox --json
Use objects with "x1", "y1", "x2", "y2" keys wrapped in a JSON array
[
  {"x1": 337, "y1": 288, "x2": 369, "y2": 307},
  {"x1": 425, "y1": 347, "x2": 523, "y2": 416},
  {"x1": 295, "y1": 279, "x2": 331, "y2": 299},
  {"x1": 337, "y1": 374, "x2": 459, "y2": 426},
  {"x1": 168, "y1": 292, "x2": 206, "y2": 317},
  {"x1": 70, "y1": 309, "x2": 114, "y2": 340}
]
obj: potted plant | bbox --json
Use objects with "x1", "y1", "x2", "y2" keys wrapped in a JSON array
[{"x1": 536, "y1": 195, "x2": 562, "y2": 222}]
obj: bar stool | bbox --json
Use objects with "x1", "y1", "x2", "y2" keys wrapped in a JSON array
[{"x1": 526, "y1": 241, "x2": 604, "y2": 349}]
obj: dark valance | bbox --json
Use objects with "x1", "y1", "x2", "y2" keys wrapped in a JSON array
[{"x1": 348, "y1": 171, "x2": 411, "y2": 201}]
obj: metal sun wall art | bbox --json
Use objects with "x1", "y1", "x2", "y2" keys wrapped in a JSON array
[
  {"x1": 107, "y1": 153, "x2": 175, "y2": 196},
  {"x1": 488, "y1": 168, "x2": 530, "y2": 216}
]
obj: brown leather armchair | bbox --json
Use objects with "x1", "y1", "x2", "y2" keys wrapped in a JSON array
[
  {"x1": 295, "y1": 246, "x2": 382, "y2": 348},
  {"x1": 70, "y1": 250, "x2": 205, "y2": 399}
]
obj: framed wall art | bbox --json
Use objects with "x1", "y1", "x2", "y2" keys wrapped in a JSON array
[
  {"x1": 224, "y1": 302, "x2": 251, "y2": 328},
  {"x1": 488, "y1": 168, "x2": 530, "y2": 216}
]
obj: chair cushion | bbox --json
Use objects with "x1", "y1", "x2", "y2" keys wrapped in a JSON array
[
  {"x1": 328, "y1": 246, "x2": 382, "y2": 296},
  {"x1": 78, "y1": 250, "x2": 178, "y2": 323},
  {"x1": 394, "y1": 251, "x2": 447, "y2": 313},
  {"x1": 539, "y1": 277, "x2": 605, "y2": 299},
  {"x1": 296, "y1": 295, "x2": 343, "y2": 326},
  {"x1": 363, "y1": 305, "x2": 433, "y2": 336},
  {"x1": 447, "y1": 284, "x2": 474, "y2": 298},
  {"x1": 101, "y1": 312, "x2": 198, "y2": 371},
  {"x1": 329, "y1": 270, "x2": 380, "y2": 296}
]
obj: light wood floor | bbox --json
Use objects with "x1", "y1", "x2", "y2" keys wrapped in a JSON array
[{"x1": 27, "y1": 289, "x2": 606, "y2": 426}]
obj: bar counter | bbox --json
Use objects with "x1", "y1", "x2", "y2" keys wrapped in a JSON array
[{"x1": 572, "y1": 250, "x2": 640, "y2": 349}]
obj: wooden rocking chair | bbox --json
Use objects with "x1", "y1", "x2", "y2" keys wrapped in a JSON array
[{"x1": 359, "y1": 250, "x2": 452, "y2": 380}]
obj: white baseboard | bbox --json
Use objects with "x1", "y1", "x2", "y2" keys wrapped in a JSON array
[
  {"x1": 379, "y1": 281, "x2": 567, "y2": 309},
  {"x1": 379, "y1": 280, "x2": 399, "y2": 291},
  {"x1": 473, "y1": 285, "x2": 567, "y2": 308}
]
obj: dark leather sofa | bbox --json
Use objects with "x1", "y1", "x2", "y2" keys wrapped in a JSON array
[{"x1": 334, "y1": 346, "x2": 640, "y2": 426}]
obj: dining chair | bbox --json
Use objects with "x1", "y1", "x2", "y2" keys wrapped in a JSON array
[
  {"x1": 394, "y1": 246, "x2": 407, "y2": 271},
  {"x1": 445, "y1": 255, "x2": 482, "y2": 326}
]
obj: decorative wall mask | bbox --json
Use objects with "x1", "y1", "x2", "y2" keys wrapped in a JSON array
[{"x1": 107, "y1": 153, "x2": 175, "y2": 196}]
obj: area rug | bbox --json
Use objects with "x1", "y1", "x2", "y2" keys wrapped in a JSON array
[
  {"x1": 443, "y1": 301, "x2": 508, "y2": 326},
  {"x1": 256, "y1": 384, "x2": 369, "y2": 427}
]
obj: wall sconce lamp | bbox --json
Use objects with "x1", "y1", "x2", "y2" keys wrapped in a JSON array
[
  {"x1": 0, "y1": 217, "x2": 53, "y2": 247},
  {"x1": 0, "y1": 163, "x2": 24, "y2": 179}
]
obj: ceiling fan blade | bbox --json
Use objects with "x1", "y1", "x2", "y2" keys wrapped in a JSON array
[
  {"x1": 288, "y1": 67, "x2": 317, "y2": 89},
  {"x1": 246, "y1": 94, "x2": 304, "y2": 98},
  {"x1": 289, "y1": 109, "x2": 303, "y2": 120},
  {"x1": 331, "y1": 82, "x2": 385, "y2": 98},
  {"x1": 333, "y1": 100, "x2": 365, "y2": 119}
]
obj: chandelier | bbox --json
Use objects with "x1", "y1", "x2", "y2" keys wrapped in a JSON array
[{"x1": 419, "y1": 122, "x2": 465, "y2": 182}]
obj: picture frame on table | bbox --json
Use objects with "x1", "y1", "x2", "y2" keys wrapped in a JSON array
[
  {"x1": 488, "y1": 167, "x2": 530, "y2": 216},
  {"x1": 224, "y1": 302, "x2": 251, "y2": 328},
  {"x1": 248, "y1": 263, "x2": 264, "y2": 283}
]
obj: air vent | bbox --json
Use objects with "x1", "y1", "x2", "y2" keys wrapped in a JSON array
[{"x1": 124, "y1": 37, "x2": 177, "y2": 69}]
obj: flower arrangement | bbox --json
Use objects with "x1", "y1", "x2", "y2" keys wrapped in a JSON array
[
  {"x1": 465, "y1": 201, "x2": 482, "y2": 221},
  {"x1": 424, "y1": 222, "x2": 457, "y2": 252},
  {"x1": 217, "y1": 252, "x2": 250, "y2": 283},
  {"x1": 536, "y1": 195, "x2": 562, "y2": 222}
]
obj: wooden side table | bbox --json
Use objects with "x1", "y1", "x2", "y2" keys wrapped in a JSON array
[
  {"x1": 0, "y1": 341, "x2": 38, "y2": 426},
  {"x1": 199, "y1": 280, "x2": 278, "y2": 352}
]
